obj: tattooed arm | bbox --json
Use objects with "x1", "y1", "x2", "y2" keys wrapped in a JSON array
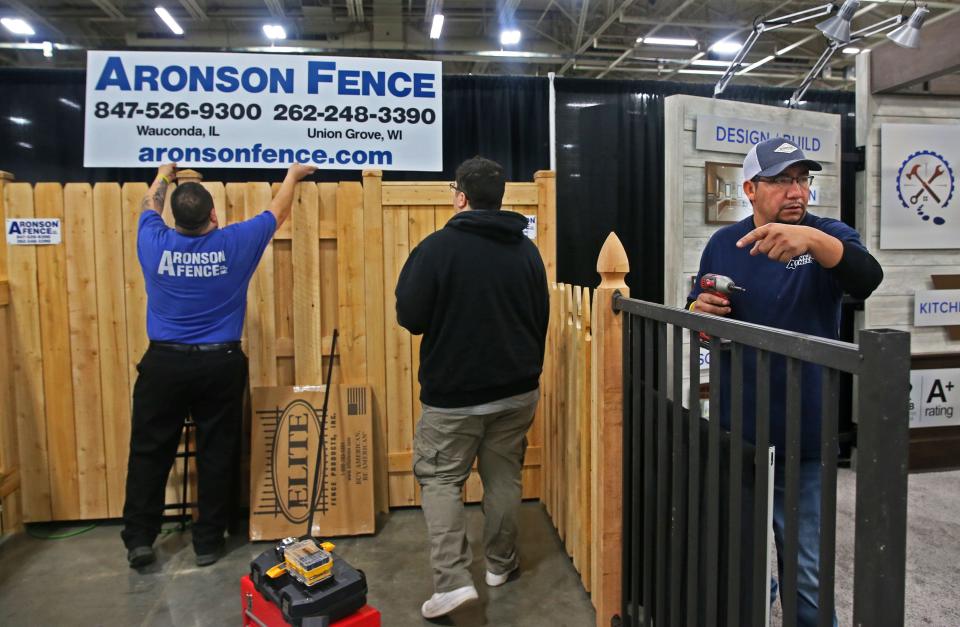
[{"x1": 141, "y1": 163, "x2": 177, "y2": 214}]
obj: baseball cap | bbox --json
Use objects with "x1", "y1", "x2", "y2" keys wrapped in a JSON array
[{"x1": 742, "y1": 137, "x2": 822, "y2": 181}]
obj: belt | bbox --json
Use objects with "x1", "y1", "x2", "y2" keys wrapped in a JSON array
[{"x1": 150, "y1": 341, "x2": 241, "y2": 353}]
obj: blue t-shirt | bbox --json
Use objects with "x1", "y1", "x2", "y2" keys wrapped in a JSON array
[
  {"x1": 689, "y1": 212, "x2": 866, "y2": 460},
  {"x1": 137, "y1": 210, "x2": 276, "y2": 343}
]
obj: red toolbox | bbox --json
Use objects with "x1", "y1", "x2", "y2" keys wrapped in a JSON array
[{"x1": 240, "y1": 575, "x2": 381, "y2": 627}]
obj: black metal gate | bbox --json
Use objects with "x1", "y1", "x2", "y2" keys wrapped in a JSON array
[{"x1": 614, "y1": 294, "x2": 910, "y2": 627}]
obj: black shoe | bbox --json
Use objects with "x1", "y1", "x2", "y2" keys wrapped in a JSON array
[
  {"x1": 195, "y1": 545, "x2": 225, "y2": 567},
  {"x1": 127, "y1": 546, "x2": 156, "y2": 568}
]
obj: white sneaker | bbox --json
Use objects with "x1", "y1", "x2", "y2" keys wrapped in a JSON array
[
  {"x1": 420, "y1": 585, "x2": 479, "y2": 618},
  {"x1": 485, "y1": 564, "x2": 518, "y2": 587}
]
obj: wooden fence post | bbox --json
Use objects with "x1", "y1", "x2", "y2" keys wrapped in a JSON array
[
  {"x1": 0, "y1": 170, "x2": 23, "y2": 534},
  {"x1": 0, "y1": 171, "x2": 11, "y2": 283},
  {"x1": 592, "y1": 232, "x2": 628, "y2": 627}
]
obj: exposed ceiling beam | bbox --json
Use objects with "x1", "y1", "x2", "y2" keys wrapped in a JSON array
[
  {"x1": 179, "y1": 0, "x2": 209, "y2": 22},
  {"x1": 501, "y1": 0, "x2": 523, "y2": 24},
  {"x1": 263, "y1": 0, "x2": 285, "y2": 18},
  {"x1": 346, "y1": 0, "x2": 366, "y2": 22},
  {"x1": 666, "y1": 0, "x2": 793, "y2": 78},
  {"x1": 558, "y1": 0, "x2": 635, "y2": 74},
  {"x1": 598, "y1": 0, "x2": 700, "y2": 78},
  {"x1": 575, "y1": 0, "x2": 590, "y2": 50},
  {"x1": 574, "y1": 63, "x2": 849, "y2": 82},
  {"x1": 89, "y1": 0, "x2": 125, "y2": 20}
]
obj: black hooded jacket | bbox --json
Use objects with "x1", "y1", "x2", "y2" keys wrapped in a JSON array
[{"x1": 395, "y1": 209, "x2": 549, "y2": 408}]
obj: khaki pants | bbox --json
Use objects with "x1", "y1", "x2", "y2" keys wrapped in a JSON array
[{"x1": 413, "y1": 401, "x2": 537, "y2": 592}]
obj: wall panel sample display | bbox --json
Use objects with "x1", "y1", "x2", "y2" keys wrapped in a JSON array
[{"x1": 880, "y1": 124, "x2": 960, "y2": 249}]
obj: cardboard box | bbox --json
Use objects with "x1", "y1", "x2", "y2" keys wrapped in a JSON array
[{"x1": 250, "y1": 385, "x2": 374, "y2": 541}]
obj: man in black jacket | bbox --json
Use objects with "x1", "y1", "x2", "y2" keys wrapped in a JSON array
[{"x1": 396, "y1": 156, "x2": 549, "y2": 619}]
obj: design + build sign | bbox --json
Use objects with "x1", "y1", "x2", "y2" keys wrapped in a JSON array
[{"x1": 695, "y1": 114, "x2": 837, "y2": 163}]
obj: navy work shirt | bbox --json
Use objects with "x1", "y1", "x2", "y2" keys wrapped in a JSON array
[
  {"x1": 689, "y1": 212, "x2": 866, "y2": 460},
  {"x1": 137, "y1": 210, "x2": 276, "y2": 343}
]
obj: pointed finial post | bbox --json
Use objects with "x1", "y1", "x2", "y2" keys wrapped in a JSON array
[
  {"x1": 591, "y1": 231, "x2": 628, "y2": 627},
  {"x1": 597, "y1": 232, "x2": 629, "y2": 289}
]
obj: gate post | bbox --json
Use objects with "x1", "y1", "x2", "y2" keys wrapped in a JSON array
[
  {"x1": 853, "y1": 329, "x2": 910, "y2": 627},
  {"x1": 593, "y1": 232, "x2": 629, "y2": 627}
]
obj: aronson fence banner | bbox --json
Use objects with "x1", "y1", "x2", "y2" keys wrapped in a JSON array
[{"x1": 84, "y1": 50, "x2": 442, "y2": 171}]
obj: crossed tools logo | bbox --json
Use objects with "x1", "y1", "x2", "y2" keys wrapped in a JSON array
[{"x1": 896, "y1": 150, "x2": 955, "y2": 226}]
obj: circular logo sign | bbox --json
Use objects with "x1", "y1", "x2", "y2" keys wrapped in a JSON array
[
  {"x1": 896, "y1": 150, "x2": 955, "y2": 226},
  {"x1": 271, "y1": 399, "x2": 322, "y2": 523}
]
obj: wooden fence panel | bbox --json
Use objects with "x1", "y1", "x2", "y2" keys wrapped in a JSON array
[
  {"x1": 93, "y1": 183, "x2": 131, "y2": 518},
  {"x1": 541, "y1": 234, "x2": 628, "y2": 625},
  {"x1": 2, "y1": 173, "x2": 554, "y2": 523},
  {"x1": 64, "y1": 184, "x2": 109, "y2": 520},
  {"x1": 35, "y1": 183, "x2": 80, "y2": 521},
  {"x1": 363, "y1": 171, "x2": 389, "y2": 514},
  {"x1": 318, "y1": 183, "x2": 340, "y2": 386},
  {"x1": 293, "y1": 183, "x2": 322, "y2": 385},
  {"x1": 0, "y1": 171, "x2": 22, "y2": 534},
  {"x1": 245, "y1": 183, "x2": 277, "y2": 388},
  {"x1": 383, "y1": 205, "x2": 414, "y2": 507},
  {"x1": 7, "y1": 182, "x2": 50, "y2": 522}
]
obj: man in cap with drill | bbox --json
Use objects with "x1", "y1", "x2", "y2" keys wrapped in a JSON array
[{"x1": 688, "y1": 136, "x2": 882, "y2": 626}]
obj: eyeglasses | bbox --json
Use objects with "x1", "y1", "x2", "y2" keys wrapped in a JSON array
[
  {"x1": 449, "y1": 182, "x2": 463, "y2": 193},
  {"x1": 755, "y1": 174, "x2": 815, "y2": 189}
]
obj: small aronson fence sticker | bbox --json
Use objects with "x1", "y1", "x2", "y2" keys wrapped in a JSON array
[
  {"x1": 523, "y1": 214, "x2": 537, "y2": 240},
  {"x1": 7, "y1": 218, "x2": 61, "y2": 245}
]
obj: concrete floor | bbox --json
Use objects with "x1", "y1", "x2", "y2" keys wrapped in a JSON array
[
  {"x1": 0, "y1": 502, "x2": 596, "y2": 627},
  {"x1": 1, "y1": 470, "x2": 957, "y2": 626}
]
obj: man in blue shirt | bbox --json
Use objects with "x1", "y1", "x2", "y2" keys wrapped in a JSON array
[
  {"x1": 122, "y1": 162, "x2": 316, "y2": 568},
  {"x1": 689, "y1": 137, "x2": 882, "y2": 626}
]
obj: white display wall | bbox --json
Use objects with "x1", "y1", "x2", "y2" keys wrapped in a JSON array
[{"x1": 856, "y1": 51, "x2": 960, "y2": 355}]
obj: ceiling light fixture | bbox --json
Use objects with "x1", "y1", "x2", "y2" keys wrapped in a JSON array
[
  {"x1": 691, "y1": 59, "x2": 736, "y2": 67},
  {"x1": 641, "y1": 36, "x2": 698, "y2": 47},
  {"x1": 154, "y1": 7, "x2": 184, "y2": 35},
  {"x1": 816, "y1": 0, "x2": 860, "y2": 44},
  {"x1": 1, "y1": 17, "x2": 34, "y2": 36},
  {"x1": 842, "y1": 46, "x2": 861, "y2": 54},
  {"x1": 430, "y1": 14, "x2": 444, "y2": 40},
  {"x1": 791, "y1": 7, "x2": 928, "y2": 107},
  {"x1": 887, "y1": 5, "x2": 929, "y2": 48},
  {"x1": 42, "y1": 41, "x2": 53, "y2": 57},
  {"x1": 714, "y1": 3, "x2": 835, "y2": 96},
  {"x1": 500, "y1": 29, "x2": 521, "y2": 46},
  {"x1": 263, "y1": 24, "x2": 287, "y2": 40},
  {"x1": 710, "y1": 40, "x2": 743, "y2": 55}
]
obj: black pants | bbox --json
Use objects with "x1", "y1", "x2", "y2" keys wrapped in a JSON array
[{"x1": 121, "y1": 344, "x2": 248, "y2": 553}]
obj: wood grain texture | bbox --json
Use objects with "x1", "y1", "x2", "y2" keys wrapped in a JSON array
[
  {"x1": 35, "y1": 184, "x2": 80, "y2": 520},
  {"x1": 64, "y1": 184, "x2": 109, "y2": 519},
  {"x1": 7, "y1": 182, "x2": 50, "y2": 521},
  {"x1": 245, "y1": 183, "x2": 278, "y2": 387},
  {"x1": 93, "y1": 183, "x2": 131, "y2": 518},
  {"x1": 293, "y1": 183, "x2": 323, "y2": 385},
  {"x1": 383, "y1": 205, "x2": 414, "y2": 507},
  {"x1": 362, "y1": 171, "x2": 389, "y2": 514}
]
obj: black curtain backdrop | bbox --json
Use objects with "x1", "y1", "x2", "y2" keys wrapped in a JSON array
[
  {"x1": 0, "y1": 70, "x2": 550, "y2": 184},
  {"x1": 554, "y1": 78, "x2": 855, "y2": 303}
]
